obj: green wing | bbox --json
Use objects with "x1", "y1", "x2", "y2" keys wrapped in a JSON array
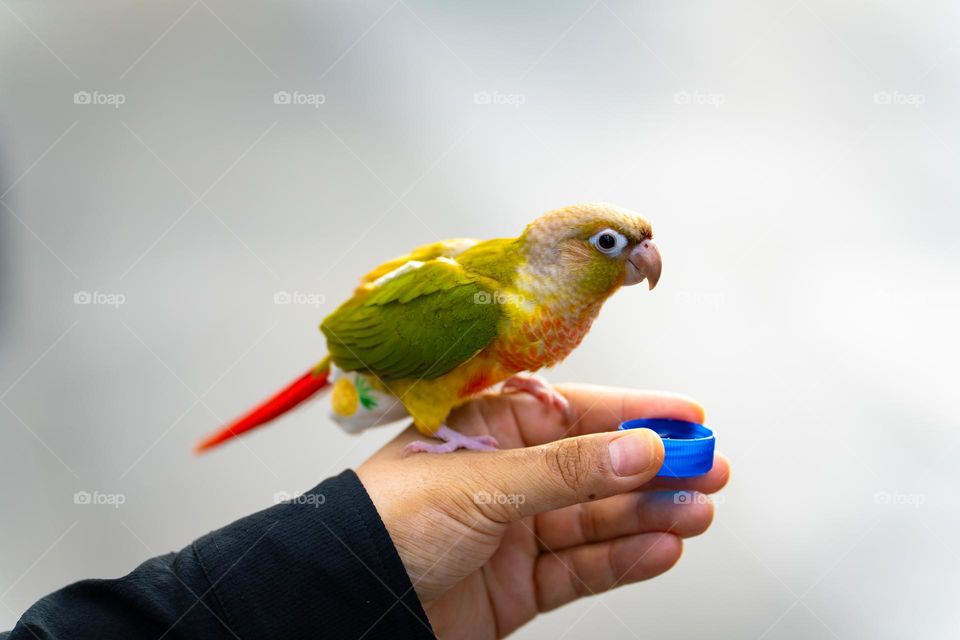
[{"x1": 321, "y1": 258, "x2": 503, "y2": 381}]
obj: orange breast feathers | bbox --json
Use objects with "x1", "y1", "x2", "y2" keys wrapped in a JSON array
[{"x1": 492, "y1": 304, "x2": 600, "y2": 373}]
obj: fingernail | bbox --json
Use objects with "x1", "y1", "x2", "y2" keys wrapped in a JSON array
[{"x1": 609, "y1": 430, "x2": 659, "y2": 477}]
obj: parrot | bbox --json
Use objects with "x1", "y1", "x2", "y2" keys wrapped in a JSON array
[{"x1": 195, "y1": 203, "x2": 662, "y2": 454}]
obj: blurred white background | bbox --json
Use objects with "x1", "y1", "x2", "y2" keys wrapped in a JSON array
[{"x1": 1, "y1": 1, "x2": 958, "y2": 637}]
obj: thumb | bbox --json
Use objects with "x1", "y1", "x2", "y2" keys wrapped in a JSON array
[{"x1": 472, "y1": 429, "x2": 664, "y2": 521}]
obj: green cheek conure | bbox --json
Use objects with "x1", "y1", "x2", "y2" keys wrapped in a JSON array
[{"x1": 195, "y1": 203, "x2": 662, "y2": 454}]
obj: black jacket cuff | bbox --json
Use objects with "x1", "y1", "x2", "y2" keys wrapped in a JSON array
[
  {"x1": 194, "y1": 469, "x2": 434, "y2": 639},
  {"x1": 4, "y1": 469, "x2": 434, "y2": 640}
]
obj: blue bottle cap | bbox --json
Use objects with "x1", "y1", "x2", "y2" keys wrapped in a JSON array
[{"x1": 618, "y1": 418, "x2": 715, "y2": 478}]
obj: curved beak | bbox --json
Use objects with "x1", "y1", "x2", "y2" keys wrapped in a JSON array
[{"x1": 625, "y1": 238, "x2": 662, "y2": 289}]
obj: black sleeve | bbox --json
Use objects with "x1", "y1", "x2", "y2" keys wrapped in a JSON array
[{"x1": 2, "y1": 469, "x2": 434, "y2": 639}]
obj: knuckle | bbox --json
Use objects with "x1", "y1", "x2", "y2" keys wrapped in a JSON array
[
  {"x1": 548, "y1": 438, "x2": 590, "y2": 494},
  {"x1": 569, "y1": 564, "x2": 592, "y2": 599},
  {"x1": 577, "y1": 503, "x2": 601, "y2": 543}
]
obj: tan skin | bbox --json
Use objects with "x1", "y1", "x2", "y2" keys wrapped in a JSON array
[{"x1": 358, "y1": 383, "x2": 731, "y2": 638}]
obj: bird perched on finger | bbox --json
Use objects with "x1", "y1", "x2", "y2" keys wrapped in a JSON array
[{"x1": 196, "y1": 203, "x2": 662, "y2": 454}]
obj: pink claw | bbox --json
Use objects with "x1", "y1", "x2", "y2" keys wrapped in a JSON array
[
  {"x1": 502, "y1": 374, "x2": 571, "y2": 419},
  {"x1": 403, "y1": 425, "x2": 499, "y2": 455}
]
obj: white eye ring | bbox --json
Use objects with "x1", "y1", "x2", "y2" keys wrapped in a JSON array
[{"x1": 589, "y1": 228, "x2": 628, "y2": 256}]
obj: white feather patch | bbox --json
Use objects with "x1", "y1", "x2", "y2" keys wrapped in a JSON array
[{"x1": 371, "y1": 260, "x2": 425, "y2": 287}]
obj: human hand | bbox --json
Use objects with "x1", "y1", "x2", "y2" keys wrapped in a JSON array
[{"x1": 357, "y1": 384, "x2": 730, "y2": 639}]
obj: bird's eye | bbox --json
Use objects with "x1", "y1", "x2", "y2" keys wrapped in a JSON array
[{"x1": 589, "y1": 229, "x2": 628, "y2": 256}]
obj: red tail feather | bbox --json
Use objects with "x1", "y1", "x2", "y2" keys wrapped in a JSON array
[{"x1": 194, "y1": 364, "x2": 330, "y2": 453}]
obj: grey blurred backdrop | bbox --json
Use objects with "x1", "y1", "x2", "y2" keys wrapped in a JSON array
[{"x1": 2, "y1": 1, "x2": 958, "y2": 638}]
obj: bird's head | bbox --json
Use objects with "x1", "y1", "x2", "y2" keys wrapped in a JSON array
[{"x1": 519, "y1": 203, "x2": 662, "y2": 301}]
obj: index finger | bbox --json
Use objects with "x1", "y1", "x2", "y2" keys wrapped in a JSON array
[{"x1": 557, "y1": 383, "x2": 705, "y2": 437}]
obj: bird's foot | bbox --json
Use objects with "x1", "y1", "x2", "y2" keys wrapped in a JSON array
[
  {"x1": 403, "y1": 425, "x2": 499, "y2": 455},
  {"x1": 502, "y1": 373, "x2": 571, "y2": 419}
]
